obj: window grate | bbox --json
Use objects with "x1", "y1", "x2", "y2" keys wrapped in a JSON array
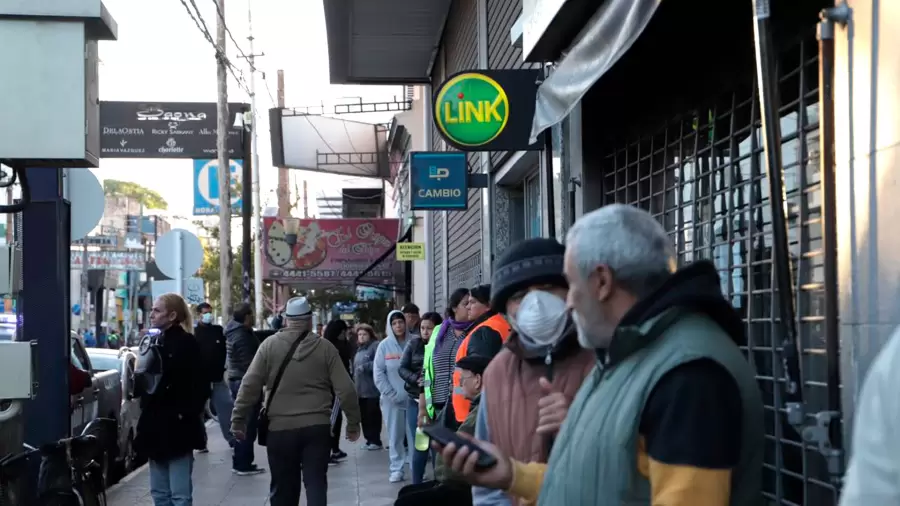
[{"x1": 598, "y1": 36, "x2": 838, "y2": 506}]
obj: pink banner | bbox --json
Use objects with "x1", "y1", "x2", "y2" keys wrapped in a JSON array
[{"x1": 261, "y1": 218, "x2": 399, "y2": 284}]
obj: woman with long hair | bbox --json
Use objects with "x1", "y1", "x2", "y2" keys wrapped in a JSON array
[
  {"x1": 353, "y1": 323, "x2": 383, "y2": 449},
  {"x1": 418, "y1": 289, "x2": 471, "y2": 432},
  {"x1": 398, "y1": 311, "x2": 443, "y2": 483},
  {"x1": 323, "y1": 319, "x2": 352, "y2": 463},
  {"x1": 135, "y1": 293, "x2": 208, "y2": 506}
]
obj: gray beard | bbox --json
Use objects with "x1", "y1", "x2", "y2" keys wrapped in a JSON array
[{"x1": 573, "y1": 311, "x2": 613, "y2": 350}]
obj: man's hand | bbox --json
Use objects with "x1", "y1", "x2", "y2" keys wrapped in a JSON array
[
  {"x1": 232, "y1": 429, "x2": 246, "y2": 441},
  {"x1": 417, "y1": 407, "x2": 428, "y2": 427},
  {"x1": 536, "y1": 377, "x2": 569, "y2": 436},
  {"x1": 346, "y1": 424, "x2": 360, "y2": 442},
  {"x1": 433, "y1": 432, "x2": 513, "y2": 490}
]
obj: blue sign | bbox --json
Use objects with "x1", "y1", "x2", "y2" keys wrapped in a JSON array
[
  {"x1": 409, "y1": 151, "x2": 469, "y2": 210},
  {"x1": 193, "y1": 159, "x2": 243, "y2": 216}
]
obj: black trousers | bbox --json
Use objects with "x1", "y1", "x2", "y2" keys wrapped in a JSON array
[
  {"x1": 331, "y1": 411, "x2": 343, "y2": 453},
  {"x1": 394, "y1": 481, "x2": 473, "y2": 506},
  {"x1": 359, "y1": 397, "x2": 383, "y2": 445},
  {"x1": 266, "y1": 425, "x2": 332, "y2": 506}
]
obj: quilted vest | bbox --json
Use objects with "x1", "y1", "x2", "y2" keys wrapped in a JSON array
[
  {"x1": 483, "y1": 341, "x2": 594, "y2": 504},
  {"x1": 537, "y1": 309, "x2": 764, "y2": 506}
]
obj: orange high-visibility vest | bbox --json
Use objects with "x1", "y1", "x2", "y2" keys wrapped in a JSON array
[{"x1": 452, "y1": 313, "x2": 512, "y2": 423}]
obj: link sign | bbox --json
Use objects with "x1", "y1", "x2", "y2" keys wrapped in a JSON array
[{"x1": 432, "y1": 69, "x2": 543, "y2": 152}]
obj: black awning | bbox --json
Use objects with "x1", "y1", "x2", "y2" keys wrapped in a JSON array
[{"x1": 354, "y1": 226, "x2": 413, "y2": 293}]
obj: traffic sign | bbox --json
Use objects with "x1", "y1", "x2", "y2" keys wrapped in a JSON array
[{"x1": 193, "y1": 159, "x2": 243, "y2": 216}]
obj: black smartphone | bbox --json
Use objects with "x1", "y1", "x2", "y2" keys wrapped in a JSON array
[{"x1": 422, "y1": 425, "x2": 498, "y2": 470}]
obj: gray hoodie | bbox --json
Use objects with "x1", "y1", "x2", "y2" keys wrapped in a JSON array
[
  {"x1": 353, "y1": 339, "x2": 379, "y2": 398},
  {"x1": 373, "y1": 310, "x2": 410, "y2": 406}
]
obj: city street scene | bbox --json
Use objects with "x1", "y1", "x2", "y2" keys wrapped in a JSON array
[{"x1": 0, "y1": 0, "x2": 898, "y2": 505}]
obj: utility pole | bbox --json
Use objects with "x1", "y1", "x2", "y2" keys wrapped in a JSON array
[
  {"x1": 276, "y1": 70, "x2": 290, "y2": 218},
  {"x1": 303, "y1": 180, "x2": 309, "y2": 218},
  {"x1": 215, "y1": 0, "x2": 232, "y2": 318},
  {"x1": 239, "y1": 0, "x2": 265, "y2": 326}
]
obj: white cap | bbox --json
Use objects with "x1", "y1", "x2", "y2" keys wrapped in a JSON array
[{"x1": 285, "y1": 297, "x2": 312, "y2": 318}]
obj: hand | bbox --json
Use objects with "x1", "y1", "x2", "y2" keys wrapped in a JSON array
[
  {"x1": 346, "y1": 425, "x2": 360, "y2": 442},
  {"x1": 433, "y1": 432, "x2": 513, "y2": 490},
  {"x1": 232, "y1": 429, "x2": 246, "y2": 441},
  {"x1": 417, "y1": 407, "x2": 428, "y2": 427},
  {"x1": 536, "y1": 377, "x2": 569, "y2": 436}
]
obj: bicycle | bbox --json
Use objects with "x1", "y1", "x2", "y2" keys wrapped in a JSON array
[{"x1": 0, "y1": 418, "x2": 115, "y2": 506}]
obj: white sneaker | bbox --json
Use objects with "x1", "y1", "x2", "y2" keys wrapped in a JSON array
[
  {"x1": 389, "y1": 472, "x2": 405, "y2": 483},
  {"x1": 364, "y1": 443, "x2": 383, "y2": 451}
]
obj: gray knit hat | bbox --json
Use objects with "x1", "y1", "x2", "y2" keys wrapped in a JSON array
[{"x1": 490, "y1": 238, "x2": 568, "y2": 312}]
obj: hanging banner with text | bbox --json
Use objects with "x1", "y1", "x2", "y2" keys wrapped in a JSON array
[
  {"x1": 70, "y1": 250, "x2": 146, "y2": 271},
  {"x1": 261, "y1": 218, "x2": 399, "y2": 285},
  {"x1": 100, "y1": 101, "x2": 248, "y2": 159}
]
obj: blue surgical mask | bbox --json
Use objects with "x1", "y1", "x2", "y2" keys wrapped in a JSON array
[{"x1": 200, "y1": 313, "x2": 213, "y2": 325}]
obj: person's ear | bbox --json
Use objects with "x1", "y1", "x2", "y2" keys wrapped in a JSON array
[{"x1": 593, "y1": 265, "x2": 614, "y2": 303}]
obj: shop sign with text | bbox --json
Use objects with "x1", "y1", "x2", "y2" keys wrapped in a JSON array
[
  {"x1": 70, "y1": 250, "x2": 146, "y2": 271},
  {"x1": 409, "y1": 152, "x2": 468, "y2": 210},
  {"x1": 433, "y1": 69, "x2": 542, "y2": 152}
]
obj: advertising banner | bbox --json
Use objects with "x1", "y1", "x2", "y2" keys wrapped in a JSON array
[
  {"x1": 262, "y1": 218, "x2": 399, "y2": 284},
  {"x1": 100, "y1": 101, "x2": 248, "y2": 159},
  {"x1": 193, "y1": 159, "x2": 243, "y2": 216},
  {"x1": 70, "y1": 250, "x2": 146, "y2": 271}
]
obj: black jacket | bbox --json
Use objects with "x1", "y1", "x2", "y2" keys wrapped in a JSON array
[
  {"x1": 398, "y1": 336, "x2": 426, "y2": 398},
  {"x1": 225, "y1": 320, "x2": 259, "y2": 381},
  {"x1": 326, "y1": 335, "x2": 353, "y2": 373},
  {"x1": 194, "y1": 323, "x2": 226, "y2": 383},
  {"x1": 135, "y1": 325, "x2": 208, "y2": 462}
]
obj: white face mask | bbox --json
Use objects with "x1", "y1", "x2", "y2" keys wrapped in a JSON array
[
  {"x1": 200, "y1": 313, "x2": 213, "y2": 325},
  {"x1": 508, "y1": 290, "x2": 570, "y2": 349}
]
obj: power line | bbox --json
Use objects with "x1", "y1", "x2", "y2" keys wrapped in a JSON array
[
  {"x1": 177, "y1": 0, "x2": 251, "y2": 96},
  {"x1": 209, "y1": 0, "x2": 250, "y2": 61}
]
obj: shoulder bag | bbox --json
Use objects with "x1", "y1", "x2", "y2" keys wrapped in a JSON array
[{"x1": 257, "y1": 330, "x2": 308, "y2": 446}]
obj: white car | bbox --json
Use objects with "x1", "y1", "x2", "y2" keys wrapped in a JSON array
[{"x1": 85, "y1": 347, "x2": 142, "y2": 477}]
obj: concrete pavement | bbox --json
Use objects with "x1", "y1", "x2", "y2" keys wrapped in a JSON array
[{"x1": 106, "y1": 422, "x2": 405, "y2": 505}]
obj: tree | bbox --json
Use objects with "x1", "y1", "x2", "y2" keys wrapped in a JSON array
[
  {"x1": 104, "y1": 179, "x2": 168, "y2": 210},
  {"x1": 304, "y1": 288, "x2": 356, "y2": 315}
]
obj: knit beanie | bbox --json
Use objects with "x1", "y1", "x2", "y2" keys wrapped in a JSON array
[{"x1": 490, "y1": 237, "x2": 568, "y2": 312}]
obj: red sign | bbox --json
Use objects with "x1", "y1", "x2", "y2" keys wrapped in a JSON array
[{"x1": 261, "y1": 218, "x2": 399, "y2": 284}]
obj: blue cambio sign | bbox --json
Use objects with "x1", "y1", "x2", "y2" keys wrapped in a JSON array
[{"x1": 409, "y1": 151, "x2": 469, "y2": 211}]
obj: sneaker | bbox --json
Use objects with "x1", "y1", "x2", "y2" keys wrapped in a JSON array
[
  {"x1": 196, "y1": 447, "x2": 209, "y2": 454},
  {"x1": 232, "y1": 465, "x2": 266, "y2": 476},
  {"x1": 331, "y1": 450, "x2": 348, "y2": 460},
  {"x1": 364, "y1": 443, "x2": 383, "y2": 451},
  {"x1": 389, "y1": 472, "x2": 405, "y2": 483},
  {"x1": 328, "y1": 456, "x2": 342, "y2": 466}
]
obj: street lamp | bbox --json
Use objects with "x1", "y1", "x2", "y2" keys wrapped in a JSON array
[{"x1": 283, "y1": 217, "x2": 300, "y2": 246}]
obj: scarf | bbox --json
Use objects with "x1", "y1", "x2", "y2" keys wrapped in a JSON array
[{"x1": 434, "y1": 317, "x2": 470, "y2": 354}]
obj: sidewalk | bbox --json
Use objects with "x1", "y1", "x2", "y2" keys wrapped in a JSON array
[{"x1": 107, "y1": 422, "x2": 405, "y2": 505}]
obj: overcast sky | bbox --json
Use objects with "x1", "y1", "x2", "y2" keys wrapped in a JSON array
[{"x1": 93, "y1": 0, "x2": 400, "y2": 224}]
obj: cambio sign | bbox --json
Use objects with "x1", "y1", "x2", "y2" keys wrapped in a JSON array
[{"x1": 100, "y1": 101, "x2": 249, "y2": 159}]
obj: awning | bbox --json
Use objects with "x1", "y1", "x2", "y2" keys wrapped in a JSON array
[
  {"x1": 354, "y1": 227, "x2": 412, "y2": 293},
  {"x1": 323, "y1": 0, "x2": 452, "y2": 85},
  {"x1": 529, "y1": 0, "x2": 660, "y2": 143}
]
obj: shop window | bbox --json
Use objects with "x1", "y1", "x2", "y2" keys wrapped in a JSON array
[
  {"x1": 597, "y1": 36, "x2": 836, "y2": 506},
  {"x1": 524, "y1": 173, "x2": 542, "y2": 238}
]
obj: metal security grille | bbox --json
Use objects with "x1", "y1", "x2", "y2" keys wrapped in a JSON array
[{"x1": 598, "y1": 36, "x2": 839, "y2": 506}]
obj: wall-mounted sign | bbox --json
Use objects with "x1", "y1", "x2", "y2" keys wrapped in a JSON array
[
  {"x1": 396, "y1": 242, "x2": 426, "y2": 261},
  {"x1": 433, "y1": 69, "x2": 542, "y2": 152},
  {"x1": 409, "y1": 152, "x2": 468, "y2": 210},
  {"x1": 72, "y1": 235, "x2": 117, "y2": 247},
  {"x1": 100, "y1": 101, "x2": 248, "y2": 159},
  {"x1": 70, "y1": 250, "x2": 146, "y2": 271},
  {"x1": 193, "y1": 159, "x2": 243, "y2": 216}
]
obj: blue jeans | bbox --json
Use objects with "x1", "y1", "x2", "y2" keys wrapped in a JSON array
[
  {"x1": 229, "y1": 379, "x2": 260, "y2": 471},
  {"x1": 210, "y1": 381, "x2": 235, "y2": 446},
  {"x1": 149, "y1": 454, "x2": 193, "y2": 506},
  {"x1": 405, "y1": 397, "x2": 432, "y2": 484}
]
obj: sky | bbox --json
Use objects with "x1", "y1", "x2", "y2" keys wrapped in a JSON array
[{"x1": 94, "y1": 0, "x2": 401, "y2": 227}]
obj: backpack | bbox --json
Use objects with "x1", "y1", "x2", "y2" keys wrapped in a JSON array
[{"x1": 134, "y1": 333, "x2": 165, "y2": 397}]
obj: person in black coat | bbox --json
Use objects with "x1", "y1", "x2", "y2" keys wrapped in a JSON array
[
  {"x1": 323, "y1": 319, "x2": 352, "y2": 462},
  {"x1": 135, "y1": 293, "x2": 208, "y2": 506},
  {"x1": 194, "y1": 302, "x2": 234, "y2": 450}
]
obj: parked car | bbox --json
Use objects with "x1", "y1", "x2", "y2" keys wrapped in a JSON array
[
  {"x1": 70, "y1": 333, "x2": 125, "y2": 484},
  {"x1": 86, "y1": 346, "x2": 142, "y2": 476}
]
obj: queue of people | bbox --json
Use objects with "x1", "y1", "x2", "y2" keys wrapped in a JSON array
[{"x1": 131, "y1": 203, "x2": 898, "y2": 506}]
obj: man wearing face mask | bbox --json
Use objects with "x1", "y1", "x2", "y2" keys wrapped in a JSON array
[
  {"x1": 194, "y1": 302, "x2": 235, "y2": 450},
  {"x1": 470, "y1": 238, "x2": 595, "y2": 506}
]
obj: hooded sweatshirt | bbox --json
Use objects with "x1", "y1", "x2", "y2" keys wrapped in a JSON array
[
  {"x1": 231, "y1": 326, "x2": 361, "y2": 433},
  {"x1": 373, "y1": 310, "x2": 410, "y2": 406}
]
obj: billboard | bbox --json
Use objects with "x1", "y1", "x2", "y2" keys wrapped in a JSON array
[
  {"x1": 262, "y1": 218, "x2": 399, "y2": 285},
  {"x1": 70, "y1": 250, "x2": 146, "y2": 271},
  {"x1": 193, "y1": 159, "x2": 243, "y2": 216},
  {"x1": 100, "y1": 101, "x2": 248, "y2": 159}
]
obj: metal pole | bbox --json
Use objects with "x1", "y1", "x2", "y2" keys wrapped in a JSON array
[
  {"x1": 81, "y1": 241, "x2": 89, "y2": 332},
  {"x1": 242, "y1": 123, "x2": 252, "y2": 304},
  {"x1": 248, "y1": 3, "x2": 264, "y2": 326},
  {"x1": 216, "y1": 0, "x2": 233, "y2": 317}
]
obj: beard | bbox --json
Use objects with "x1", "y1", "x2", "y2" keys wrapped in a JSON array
[{"x1": 573, "y1": 307, "x2": 614, "y2": 350}]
